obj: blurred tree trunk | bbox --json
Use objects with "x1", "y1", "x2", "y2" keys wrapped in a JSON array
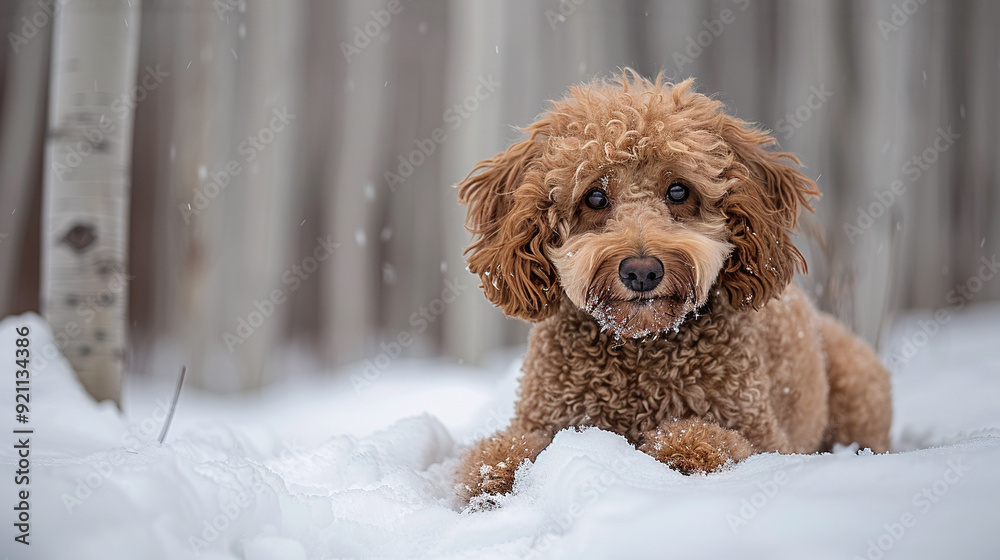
[
  {"x1": 220, "y1": 0, "x2": 304, "y2": 390},
  {"x1": 321, "y1": 0, "x2": 388, "y2": 366},
  {"x1": 165, "y1": 0, "x2": 304, "y2": 392},
  {"x1": 167, "y1": 2, "x2": 238, "y2": 391},
  {"x1": 0, "y1": 1, "x2": 50, "y2": 319},
  {"x1": 41, "y1": 0, "x2": 141, "y2": 404}
]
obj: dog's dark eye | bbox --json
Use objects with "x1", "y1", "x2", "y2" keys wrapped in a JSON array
[
  {"x1": 585, "y1": 188, "x2": 609, "y2": 209},
  {"x1": 666, "y1": 182, "x2": 689, "y2": 204}
]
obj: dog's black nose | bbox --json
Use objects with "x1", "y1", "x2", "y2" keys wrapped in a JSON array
[{"x1": 618, "y1": 256, "x2": 664, "y2": 292}]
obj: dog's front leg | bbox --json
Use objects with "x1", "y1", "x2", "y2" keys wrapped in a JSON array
[
  {"x1": 456, "y1": 427, "x2": 552, "y2": 503},
  {"x1": 639, "y1": 418, "x2": 754, "y2": 474}
]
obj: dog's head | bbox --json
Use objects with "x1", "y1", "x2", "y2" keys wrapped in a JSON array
[{"x1": 458, "y1": 71, "x2": 818, "y2": 338}]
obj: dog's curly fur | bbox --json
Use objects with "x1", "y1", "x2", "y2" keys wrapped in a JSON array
[{"x1": 455, "y1": 70, "x2": 891, "y2": 503}]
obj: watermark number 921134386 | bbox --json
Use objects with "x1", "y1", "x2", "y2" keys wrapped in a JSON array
[{"x1": 13, "y1": 325, "x2": 33, "y2": 546}]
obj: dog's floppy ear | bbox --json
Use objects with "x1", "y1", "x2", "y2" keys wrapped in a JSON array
[
  {"x1": 458, "y1": 130, "x2": 562, "y2": 322},
  {"x1": 717, "y1": 119, "x2": 820, "y2": 310}
]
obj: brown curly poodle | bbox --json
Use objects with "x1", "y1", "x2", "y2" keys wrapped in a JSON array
[{"x1": 455, "y1": 70, "x2": 891, "y2": 504}]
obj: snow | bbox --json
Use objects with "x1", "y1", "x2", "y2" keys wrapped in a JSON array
[{"x1": 1, "y1": 305, "x2": 999, "y2": 560}]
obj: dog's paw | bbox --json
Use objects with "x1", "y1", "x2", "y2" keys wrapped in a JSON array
[
  {"x1": 456, "y1": 430, "x2": 550, "y2": 504},
  {"x1": 639, "y1": 418, "x2": 753, "y2": 475}
]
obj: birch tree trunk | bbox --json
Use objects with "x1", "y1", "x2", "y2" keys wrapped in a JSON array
[{"x1": 41, "y1": 0, "x2": 141, "y2": 404}]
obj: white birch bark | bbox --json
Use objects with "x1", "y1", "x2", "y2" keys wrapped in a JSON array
[{"x1": 41, "y1": 0, "x2": 141, "y2": 404}]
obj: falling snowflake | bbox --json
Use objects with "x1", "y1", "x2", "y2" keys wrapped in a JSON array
[{"x1": 382, "y1": 262, "x2": 396, "y2": 285}]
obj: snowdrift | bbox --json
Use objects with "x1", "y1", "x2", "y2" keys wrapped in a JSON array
[{"x1": 1, "y1": 308, "x2": 998, "y2": 559}]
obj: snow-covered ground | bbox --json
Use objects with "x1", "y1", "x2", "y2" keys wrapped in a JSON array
[{"x1": 1, "y1": 305, "x2": 998, "y2": 560}]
